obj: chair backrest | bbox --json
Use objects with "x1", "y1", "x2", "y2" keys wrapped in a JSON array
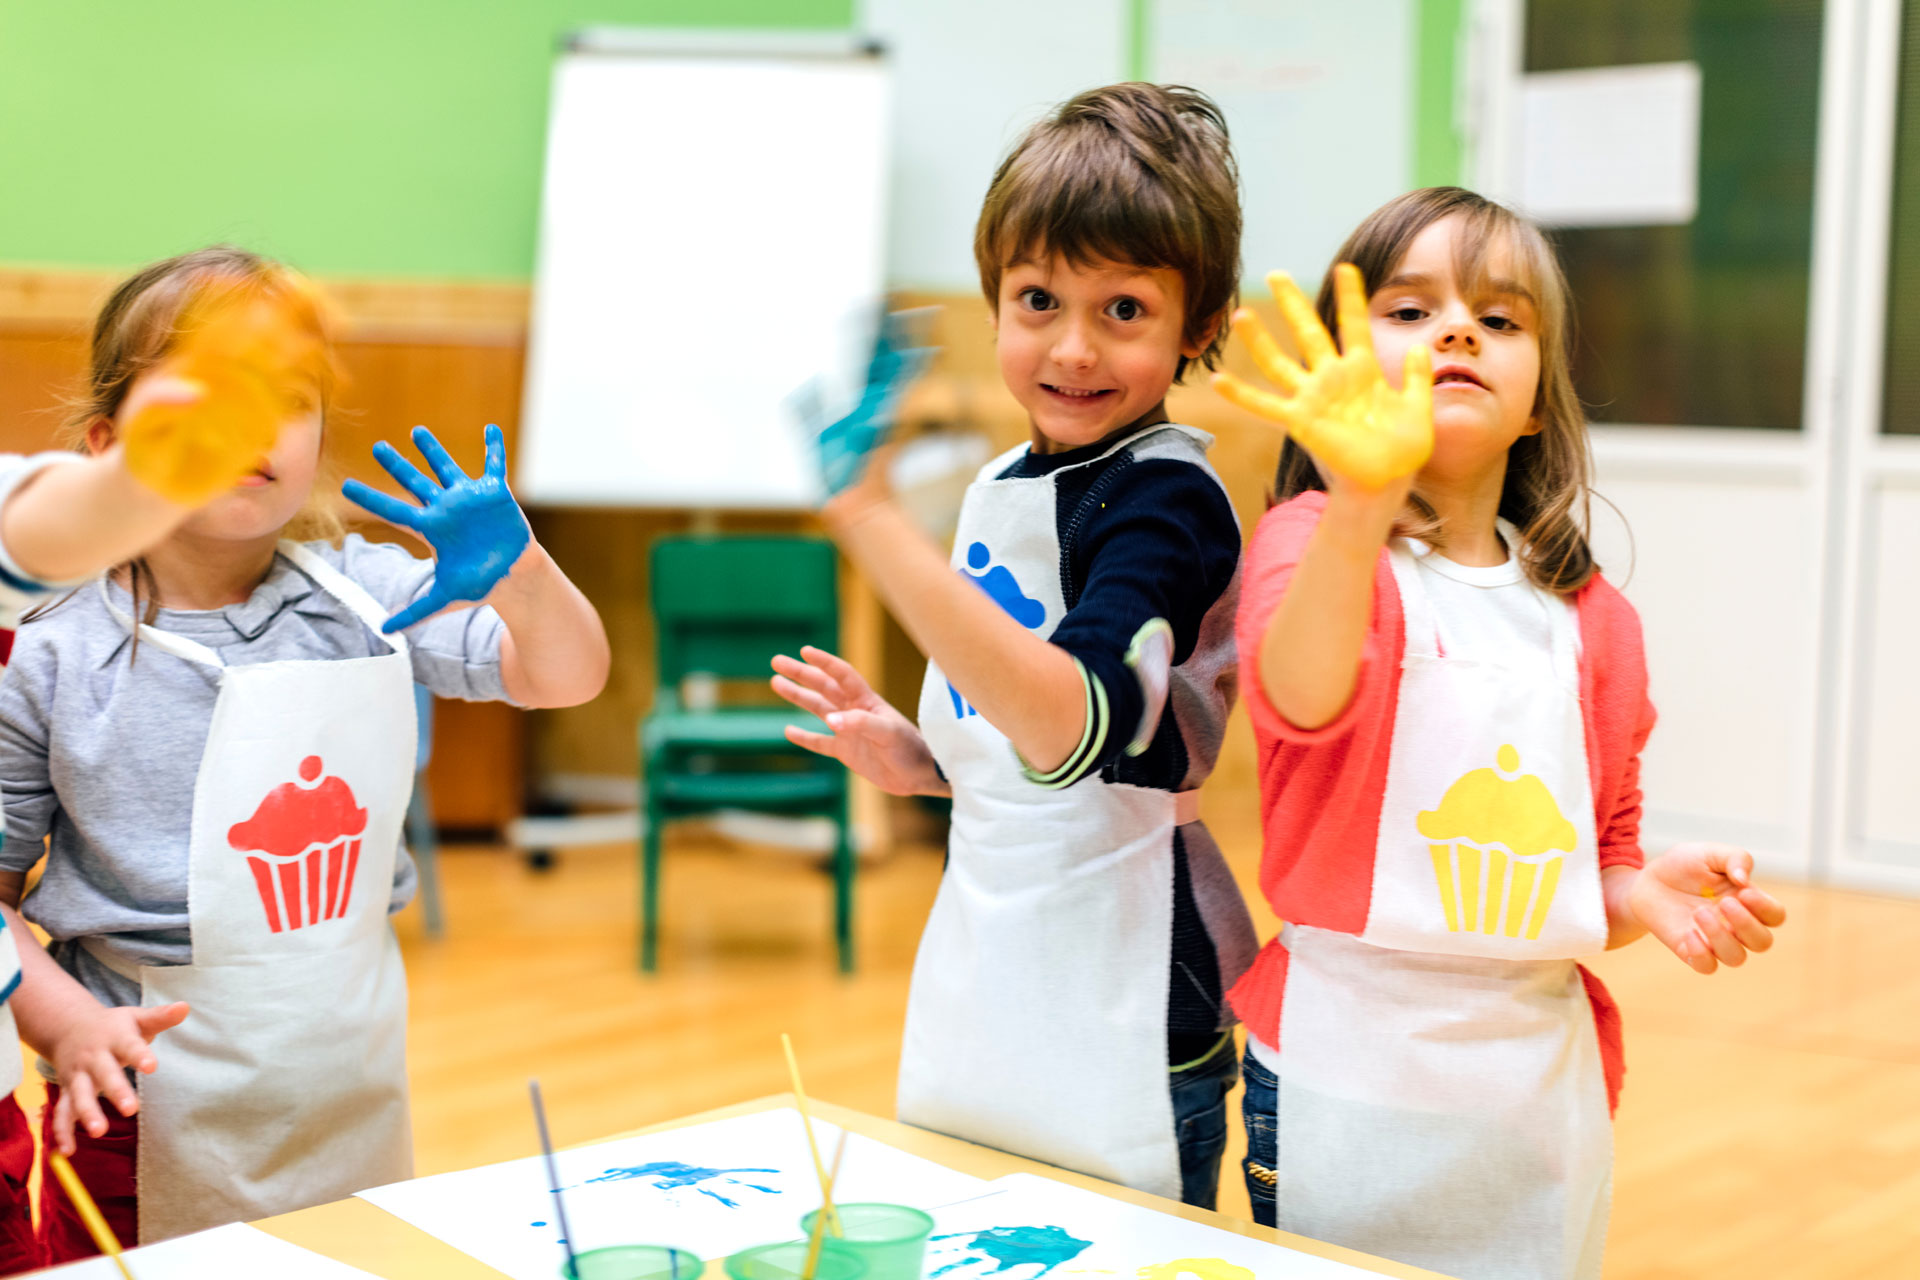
[{"x1": 651, "y1": 536, "x2": 839, "y2": 687}]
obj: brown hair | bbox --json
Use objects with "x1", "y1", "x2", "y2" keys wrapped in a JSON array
[
  {"x1": 974, "y1": 82, "x2": 1242, "y2": 380},
  {"x1": 61, "y1": 245, "x2": 344, "y2": 628},
  {"x1": 1274, "y1": 187, "x2": 1598, "y2": 594}
]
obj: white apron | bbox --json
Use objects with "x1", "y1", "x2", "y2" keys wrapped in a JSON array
[
  {"x1": 96, "y1": 541, "x2": 415, "y2": 1243},
  {"x1": 1266, "y1": 536, "x2": 1613, "y2": 1280},
  {"x1": 898, "y1": 426, "x2": 1215, "y2": 1202}
]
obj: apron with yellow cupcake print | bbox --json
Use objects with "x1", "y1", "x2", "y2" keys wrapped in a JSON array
[{"x1": 1267, "y1": 524, "x2": 1611, "y2": 1280}]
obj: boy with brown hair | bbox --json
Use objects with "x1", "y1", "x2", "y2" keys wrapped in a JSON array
[{"x1": 773, "y1": 83, "x2": 1257, "y2": 1205}]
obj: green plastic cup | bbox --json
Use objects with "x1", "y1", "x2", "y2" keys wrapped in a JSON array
[
  {"x1": 723, "y1": 1239, "x2": 868, "y2": 1279},
  {"x1": 560, "y1": 1245, "x2": 704, "y2": 1280},
  {"x1": 798, "y1": 1204, "x2": 934, "y2": 1280}
]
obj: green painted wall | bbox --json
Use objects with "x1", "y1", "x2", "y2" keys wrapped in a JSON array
[
  {"x1": 0, "y1": 1, "x2": 851, "y2": 280},
  {"x1": 1414, "y1": 0, "x2": 1467, "y2": 189},
  {"x1": 1, "y1": 1, "x2": 1464, "y2": 281}
]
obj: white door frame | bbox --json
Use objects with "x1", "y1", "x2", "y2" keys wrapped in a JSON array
[
  {"x1": 1462, "y1": 0, "x2": 1916, "y2": 890},
  {"x1": 1826, "y1": 0, "x2": 1920, "y2": 894}
]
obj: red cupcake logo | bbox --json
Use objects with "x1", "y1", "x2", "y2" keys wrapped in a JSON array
[{"x1": 227, "y1": 756, "x2": 369, "y2": 933}]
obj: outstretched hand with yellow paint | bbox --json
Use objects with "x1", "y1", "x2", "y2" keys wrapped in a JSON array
[
  {"x1": 1627, "y1": 844, "x2": 1787, "y2": 975},
  {"x1": 120, "y1": 274, "x2": 328, "y2": 506},
  {"x1": 1212, "y1": 264, "x2": 1433, "y2": 492}
]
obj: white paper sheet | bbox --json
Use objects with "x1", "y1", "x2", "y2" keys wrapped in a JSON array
[
  {"x1": 356, "y1": 1107, "x2": 986, "y2": 1276},
  {"x1": 39, "y1": 1223, "x2": 382, "y2": 1278},
  {"x1": 1519, "y1": 61, "x2": 1702, "y2": 228},
  {"x1": 925, "y1": 1173, "x2": 1391, "y2": 1279}
]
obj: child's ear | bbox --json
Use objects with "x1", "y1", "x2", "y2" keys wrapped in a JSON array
[
  {"x1": 1181, "y1": 311, "x2": 1226, "y2": 361},
  {"x1": 1520, "y1": 413, "x2": 1544, "y2": 438},
  {"x1": 83, "y1": 418, "x2": 116, "y2": 457}
]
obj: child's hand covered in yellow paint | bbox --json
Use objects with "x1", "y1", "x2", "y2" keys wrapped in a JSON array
[
  {"x1": 120, "y1": 279, "x2": 325, "y2": 507},
  {"x1": 1629, "y1": 844, "x2": 1787, "y2": 975},
  {"x1": 1212, "y1": 264, "x2": 1433, "y2": 492}
]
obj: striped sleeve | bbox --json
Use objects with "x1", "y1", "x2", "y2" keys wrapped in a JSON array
[{"x1": 1015, "y1": 657, "x2": 1112, "y2": 788}]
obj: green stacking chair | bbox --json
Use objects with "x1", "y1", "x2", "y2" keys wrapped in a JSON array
[{"x1": 640, "y1": 535, "x2": 853, "y2": 972}]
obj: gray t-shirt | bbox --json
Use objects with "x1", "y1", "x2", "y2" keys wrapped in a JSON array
[{"x1": 0, "y1": 534, "x2": 514, "y2": 1009}]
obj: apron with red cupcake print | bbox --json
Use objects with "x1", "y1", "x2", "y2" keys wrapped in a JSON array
[
  {"x1": 94, "y1": 540, "x2": 415, "y2": 1243},
  {"x1": 1264, "y1": 527, "x2": 1612, "y2": 1280}
]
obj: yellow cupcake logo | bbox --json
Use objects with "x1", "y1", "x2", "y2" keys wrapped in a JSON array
[{"x1": 1417, "y1": 745, "x2": 1576, "y2": 940}]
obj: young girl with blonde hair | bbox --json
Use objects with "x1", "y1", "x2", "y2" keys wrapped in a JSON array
[
  {"x1": 1214, "y1": 188, "x2": 1788, "y2": 1279},
  {"x1": 0, "y1": 246, "x2": 607, "y2": 1260},
  {"x1": 0, "y1": 273, "x2": 295, "y2": 1274}
]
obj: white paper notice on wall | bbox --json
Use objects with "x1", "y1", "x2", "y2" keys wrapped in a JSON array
[{"x1": 1519, "y1": 61, "x2": 1701, "y2": 228}]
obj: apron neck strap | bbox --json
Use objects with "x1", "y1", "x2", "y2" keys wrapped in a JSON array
[
  {"x1": 98, "y1": 541, "x2": 410, "y2": 668},
  {"x1": 1391, "y1": 520, "x2": 1579, "y2": 682},
  {"x1": 97, "y1": 579, "x2": 225, "y2": 667},
  {"x1": 275, "y1": 542, "x2": 409, "y2": 657},
  {"x1": 1389, "y1": 541, "x2": 1441, "y2": 660}
]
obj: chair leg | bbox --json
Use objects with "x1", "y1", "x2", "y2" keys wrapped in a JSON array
[
  {"x1": 642, "y1": 800, "x2": 664, "y2": 972},
  {"x1": 406, "y1": 771, "x2": 444, "y2": 940},
  {"x1": 833, "y1": 803, "x2": 855, "y2": 974}
]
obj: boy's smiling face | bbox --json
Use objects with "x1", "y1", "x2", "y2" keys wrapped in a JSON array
[{"x1": 993, "y1": 255, "x2": 1209, "y2": 454}]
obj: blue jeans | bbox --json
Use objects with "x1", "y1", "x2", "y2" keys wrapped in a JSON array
[
  {"x1": 1240, "y1": 1050, "x2": 1278, "y2": 1226},
  {"x1": 1169, "y1": 1032, "x2": 1239, "y2": 1209}
]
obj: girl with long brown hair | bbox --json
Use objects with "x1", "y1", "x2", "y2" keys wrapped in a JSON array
[{"x1": 1212, "y1": 188, "x2": 1788, "y2": 1278}]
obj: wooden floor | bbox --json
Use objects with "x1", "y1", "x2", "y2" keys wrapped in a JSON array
[{"x1": 24, "y1": 818, "x2": 1919, "y2": 1277}]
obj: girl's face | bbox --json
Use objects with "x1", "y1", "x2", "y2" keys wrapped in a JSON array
[
  {"x1": 1368, "y1": 214, "x2": 1542, "y2": 479},
  {"x1": 93, "y1": 387, "x2": 325, "y2": 543},
  {"x1": 182, "y1": 397, "x2": 324, "y2": 542},
  {"x1": 993, "y1": 255, "x2": 1210, "y2": 453}
]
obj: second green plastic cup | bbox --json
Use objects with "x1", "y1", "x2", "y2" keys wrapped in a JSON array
[
  {"x1": 799, "y1": 1204, "x2": 935, "y2": 1280},
  {"x1": 560, "y1": 1245, "x2": 703, "y2": 1280},
  {"x1": 724, "y1": 1239, "x2": 868, "y2": 1280}
]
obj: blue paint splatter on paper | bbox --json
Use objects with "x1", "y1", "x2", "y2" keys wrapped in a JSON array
[
  {"x1": 531, "y1": 1220, "x2": 546, "y2": 1227},
  {"x1": 928, "y1": 1224, "x2": 1093, "y2": 1276},
  {"x1": 582, "y1": 1160, "x2": 781, "y2": 1207}
]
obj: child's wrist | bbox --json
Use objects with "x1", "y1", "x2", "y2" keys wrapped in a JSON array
[
  {"x1": 489, "y1": 539, "x2": 551, "y2": 602},
  {"x1": 1320, "y1": 483, "x2": 1403, "y2": 555},
  {"x1": 821, "y1": 484, "x2": 896, "y2": 538}
]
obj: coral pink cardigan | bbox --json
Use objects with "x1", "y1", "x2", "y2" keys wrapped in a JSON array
[{"x1": 1230, "y1": 492, "x2": 1657, "y2": 1113}]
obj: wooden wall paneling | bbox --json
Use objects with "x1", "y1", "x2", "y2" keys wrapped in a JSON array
[
  {"x1": 331, "y1": 335, "x2": 532, "y2": 832},
  {"x1": 422, "y1": 696, "x2": 526, "y2": 834},
  {"x1": 0, "y1": 329, "x2": 87, "y2": 453},
  {"x1": 525, "y1": 508, "x2": 676, "y2": 785}
]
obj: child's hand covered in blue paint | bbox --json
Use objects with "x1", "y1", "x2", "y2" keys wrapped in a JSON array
[
  {"x1": 342, "y1": 423, "x2": 532, "y2": 633},
  {"x1": 794, "y1": 307, "x2": 936, "y2": 500}
]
